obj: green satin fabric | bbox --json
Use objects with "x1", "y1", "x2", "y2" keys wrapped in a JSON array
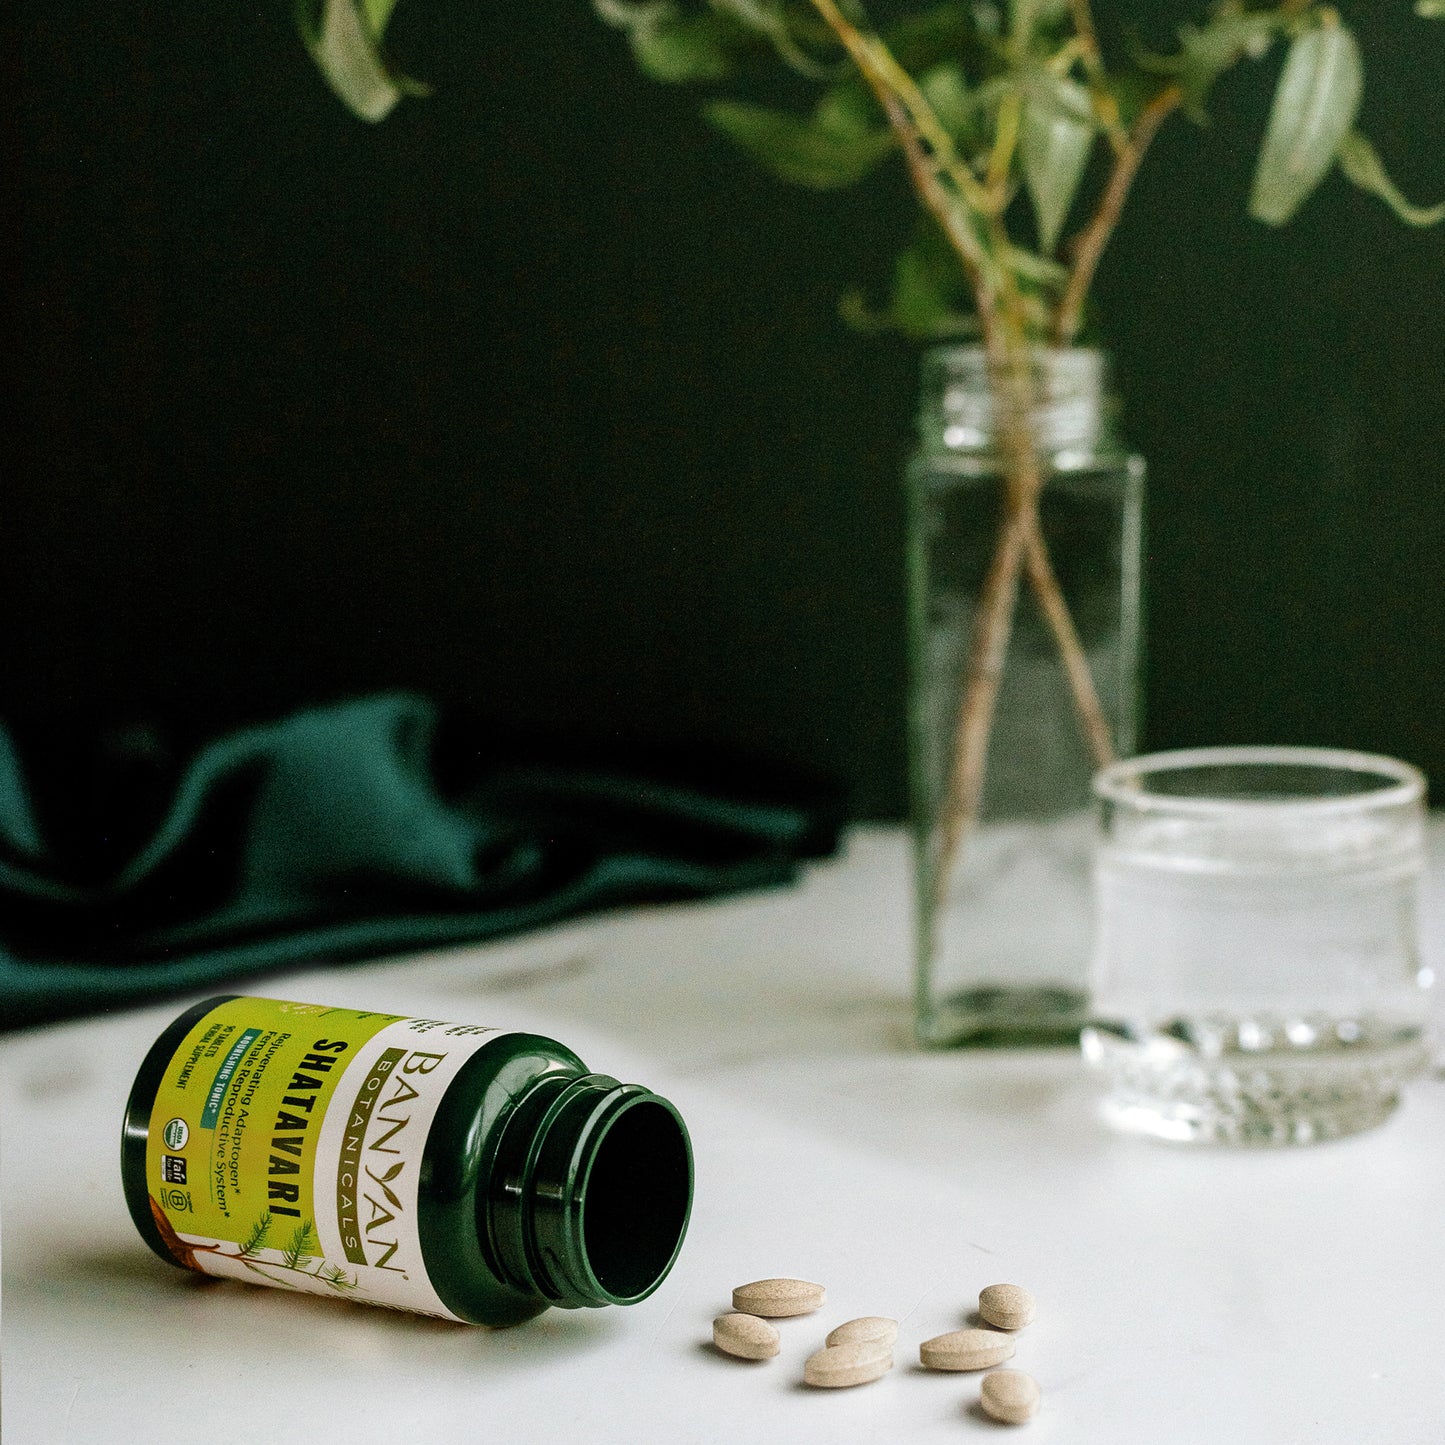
[{"x1": 0, "y1": 695, "x2": 841, "y2": 1030}]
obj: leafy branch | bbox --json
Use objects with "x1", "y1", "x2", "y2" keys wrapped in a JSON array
[
  {"x1": 1053, "y1": 80, "x2": 1181, "y2": 346},
  {"x1": 223, "y1": 1212, "x2": 358, "y2": 1293},
  {"x1": 282, "y1": 1219, "x2": 319, "y2": 1271},
  {"x1": 237, "y1": 1211, "x2": 273, "y2": 1259},
  {"x1": 568, "y1": 0, "x2": 1442, "y2": 909},
  {"x1": 319, "y1": 1262, "x2": 361, "y2": 1291},
  {"x1": 298, "y1": 0, "x2": 1445, "y2": 923},
  {"x1": 295, "y1": 0, "x2": 1445, "y2": 339}
]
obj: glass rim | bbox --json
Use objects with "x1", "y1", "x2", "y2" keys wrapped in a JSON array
[{"x1": 1093, "y1": 745, "x2": 1425, "y2": 815}]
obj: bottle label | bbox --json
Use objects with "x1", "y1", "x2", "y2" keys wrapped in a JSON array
[{"x1": 143, "y1": 995, "x2": 504, "y2": 1321}]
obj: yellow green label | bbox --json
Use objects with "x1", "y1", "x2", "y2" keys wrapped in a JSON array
[{"x1": 145, "y1": 995, "x2": 502, "y2": 1319}]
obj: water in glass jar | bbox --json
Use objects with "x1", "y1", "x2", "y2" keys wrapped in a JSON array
[{"x1": 1083, "y1": 810, "x2": 1432, "y2": 1144}]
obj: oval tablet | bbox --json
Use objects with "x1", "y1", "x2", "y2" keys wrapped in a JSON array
[
  {"x1": 802, "y1": 1340, "x2": 893, "y2": 1388},
  {"x1": 731, "y1": 1278, "x2": 826, "y2": 1318},
  {"x1": 978, "y1": 1283, "x2": 1035, "y2": 1331},
  {"x1": 919, "y1": 1327, "x2": 1015, "y2": 1372},
  {"x1": 980, "y1": 1368, "x2": 1041, "y2": 1424},
  {"x1": 712, "y1": 1312, "x2": 780, "y2": 1360},
  {"x1": 826, "y1": 1316, "x2": 898, "y2": 1348}
]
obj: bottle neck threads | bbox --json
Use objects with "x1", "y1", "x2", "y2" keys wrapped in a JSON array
[
  {"x1": 485, "y1": 1073, "x2": 692, "y2": 1309},
  {"x1": 916, "y1": 344, "x2": 1116, "y2": 460}
]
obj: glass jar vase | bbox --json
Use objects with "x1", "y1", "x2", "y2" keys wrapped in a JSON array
[{"x1": 908, "y1": 346, "x2": 1144, "y2": 1046}]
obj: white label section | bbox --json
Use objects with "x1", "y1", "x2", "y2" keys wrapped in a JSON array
[{"x1": 307, "y1": 1016, "x2": 504, "y2": 1320}]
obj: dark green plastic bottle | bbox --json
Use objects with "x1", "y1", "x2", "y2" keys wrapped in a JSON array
[{"x1": 122, "y1": 994, "x2": 693, "y2": 1326}]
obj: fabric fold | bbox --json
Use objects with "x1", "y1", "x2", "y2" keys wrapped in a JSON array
[{"x1": 0, "y1": 694, "x2": 843, "y2": 1030}]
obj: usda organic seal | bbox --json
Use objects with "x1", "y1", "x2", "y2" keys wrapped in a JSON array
[{"x1": 162, "y1": 1117, "x2": 188, "y2": 1150}]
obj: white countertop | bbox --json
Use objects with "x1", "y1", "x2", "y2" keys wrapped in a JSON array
[{"x1": 5, "y1": 825, "x2": 1445, "y2": 1444}]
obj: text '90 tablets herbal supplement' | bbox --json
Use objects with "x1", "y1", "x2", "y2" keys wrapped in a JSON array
[
  {"x1": 122, "y1": 994, "x2": 693, "y2": 1326},
  {"x1": 980, "y1": 1369, "x2": 1041, "y2": 1424},
  {"x1": 713, "y1": 1313, "x2": 781, "y2": 1360},
  {"x1": 731, "y1": 1278, "x2": 826, "y2": 1317}
]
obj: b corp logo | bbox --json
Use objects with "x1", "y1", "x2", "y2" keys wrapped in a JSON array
[{"x1": 162, "y1": 1189, "x2": 192, "y2": 1213}]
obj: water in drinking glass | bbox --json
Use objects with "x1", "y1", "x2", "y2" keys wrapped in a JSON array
[{"x1": 1083, "y1": 748, "x2": 1433, "y2": 1145}]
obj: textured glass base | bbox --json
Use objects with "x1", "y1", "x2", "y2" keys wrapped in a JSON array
[
  {"x1": 1082, "y1": 1016, "x2": 1430, "y2": 1146},
  {"x1": 918, "y1": 985, "x2": 1089, "y2": 1048}
]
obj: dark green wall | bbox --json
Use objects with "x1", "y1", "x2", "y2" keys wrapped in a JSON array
[{"x1": 5, "y1": 3, "x2": 1444, "y2": 816}]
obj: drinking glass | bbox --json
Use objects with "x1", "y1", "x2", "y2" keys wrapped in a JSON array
[{"x1": 1083, "y1": 746, "x2": 1432, "y2": 1144}]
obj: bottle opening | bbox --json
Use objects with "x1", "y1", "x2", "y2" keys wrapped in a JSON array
[
  {"x1": 579, "y1": 1098, "x2": 692, "y2": 1303},
  {"x1": 917, "y1": 343, "x2": 1114, "y2": 457}
]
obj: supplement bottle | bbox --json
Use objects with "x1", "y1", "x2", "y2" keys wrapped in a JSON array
[{"x1": 121, "y1": 995, "x2": 693, "y2": 1326}]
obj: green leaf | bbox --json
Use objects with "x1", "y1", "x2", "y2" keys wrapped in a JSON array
[
  {"x1": 238, "y1": 1213, "x2": 273, "y2": 1259},
  {"x1": 1019, "y1": 76, "x2": 1095, "y2": 253},
  {"x1": 1008, "y1": 0, "x2": 1068, "y2": 48},
  {"x1": 1019, "y1": 65, "x2": 1094, "y2": 125},
  {"x1": 813, "y1": 82, "x2": 878, "y2": 139},
  {"x1": 1415, "y1": 0, "x2": 1445, "y2": 16},
  {"x1": 971, "y1": 1, "x2": 1003, "y2": 41},
  {"x1": 634, "y1": 16, "x2": 737, "y2": 81},
  {"x1": 297, "y1": 0, "x2": 401, "y2": 122},
  {"x1": 1337, "y1": 130, "x2": 1445, "y2": 226},
  {"x1": 704, "y1": 99, "x2": 894, "y2": 188},
  {"x1": 919, "y1": 62, "x2": 974, "y2": 143},
  {"x1": 1172, "y1": 13, "x2": 1281, "y2": 123},
  {"x1": 1004, "y1": 244, "x2": 1067, "y2": 285},
  {"x1": 893, "y1": 246, "x2": 959, "y2": 336},
  {"x1": 282, "y1": 1220, "x2": 319, "y2": 1271},
  {"x1": 361, "y1": 0, "x2": 400, "y2": 33},
  {"x1": 888, "y1": 217, "x2": 980, "y2": 339},
  {"x1": 1249, "y1": 19, "x2": 1362, "y2": 227},
  {"x1": 709, "y1": 0, "x2": 831, "y2": 78},
  {"x1": 593, "y1": 0, "x2": 743, "y2": 83},
  {"x1": 971, "y1": 74, "x2": 1015, "y2": 120},
  {"x1": 841, "y1": 214, "x2": 981, "y2": 340},
  {"x1": 593, "y1": 0, "x2": 660, "y2": 28}
]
